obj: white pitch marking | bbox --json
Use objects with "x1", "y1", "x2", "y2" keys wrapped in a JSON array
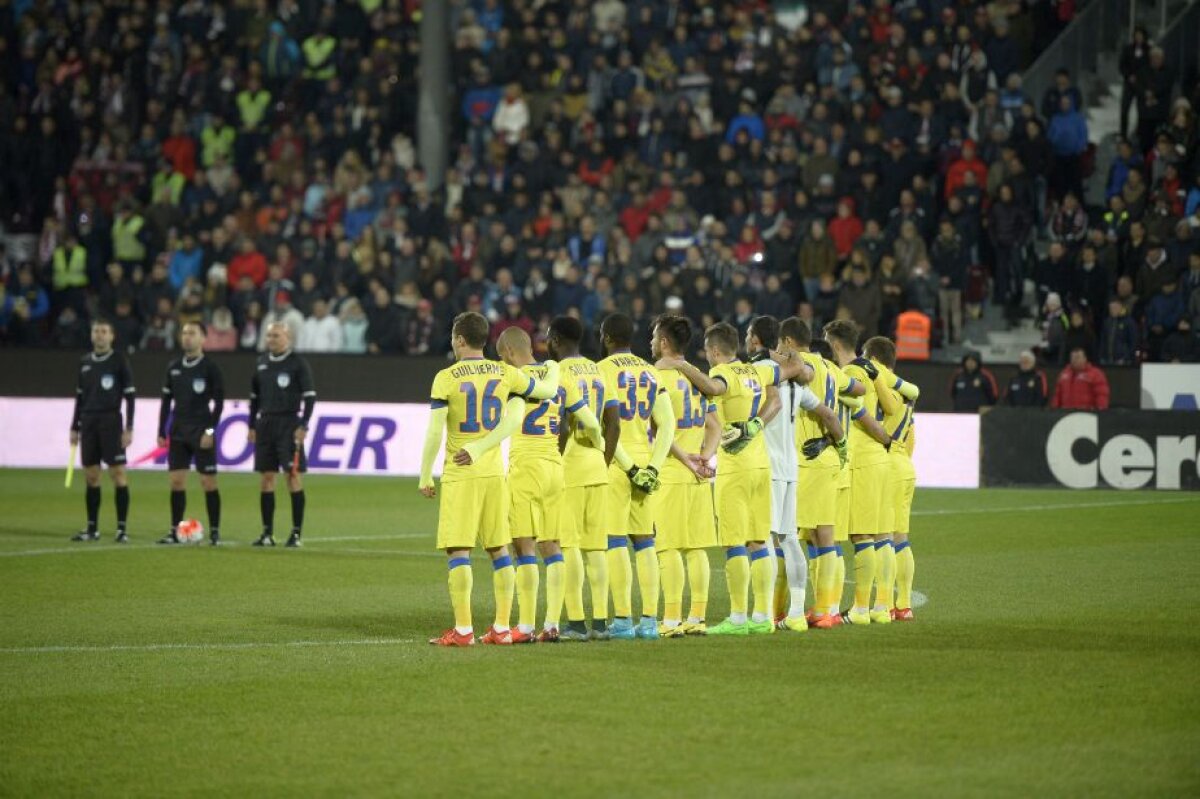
[
  {"x1": 910, "y1": 497, "x2": 1197, "y2": 517},
  {"x1": 0, "y1": 637, "x2": 418, "y2": 655},
  {"x1": 911, "y1": 590, "x2": 928, "y2": 608},
  {"x1": 307, "y1": 533, "x2": 429, "y2": 543}
]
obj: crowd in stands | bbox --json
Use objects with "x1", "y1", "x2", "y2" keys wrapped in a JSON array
[{"x1": 0, "y1": 0, "x2": 1198, "y2": 366}]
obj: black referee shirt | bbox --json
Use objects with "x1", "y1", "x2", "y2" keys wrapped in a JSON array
[
  {"x1": 160, "y1": 355, "x2": 226, "y2": 436},
  {"x1": 71, "y1": 351, "x2": 135, "y2": 430},
  {"x1": 250, "y1": 351, "x2": 316, "y2": 422}
]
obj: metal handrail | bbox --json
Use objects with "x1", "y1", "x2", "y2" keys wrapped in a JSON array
[{"x1": 1020, "y1": 0, "x2": 1132, "y2": 117}]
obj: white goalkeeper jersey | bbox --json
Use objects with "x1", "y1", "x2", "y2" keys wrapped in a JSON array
[{"x1": 760, "y1": 357, "x2": 820, "y2": 483}]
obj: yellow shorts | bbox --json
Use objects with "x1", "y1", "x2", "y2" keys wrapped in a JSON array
[
  {"x1": 605, "y1": 464, "x2": 656, "y2": 537},
  {"x1": 562, "y1": 484, "x2": 606, "y2": 550},
  {"x1": 436, "y1": 476, "x2": 509, "y2": 550},
  {"x1": 848, "y1": 459, "x2": 889, "y2": 537},
  {"x1": 715, "y1": 469, "x2": 771, "y2": 546},
  {"x1": 892, "y1": 454, "x2": 917, "y2": 535},
  {"x1": 797, "y1": 464, "x2": 840, "y2": 530},
  {"x1": 655, "y1": 481, "x2": 717, "y2": 551},
  {"x1": 834, "y1": 484, "x2": 850, "y2": 542},
  {"x1": 509, "y1": 458, "x2": 565, "y2": 541}
]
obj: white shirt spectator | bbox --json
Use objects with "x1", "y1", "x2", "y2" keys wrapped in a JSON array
[
  {"x1": 492, "y1": 89, "x2": 530, "y2": 145},
  {"x1": 298, "y1": 314, "x2": 343, "y2": 352}
]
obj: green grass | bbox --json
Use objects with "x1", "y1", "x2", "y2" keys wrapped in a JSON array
[{"x1": 1, "y1": 469, "x2": 1198, "y2": 797}]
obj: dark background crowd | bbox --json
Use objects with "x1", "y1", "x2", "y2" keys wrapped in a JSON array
[{"x1": 0, "y1": 0, "x2": 1198, "y2": 366}]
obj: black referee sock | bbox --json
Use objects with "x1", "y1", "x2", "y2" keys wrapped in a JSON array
[
  {"x1": 290, "y1": 490, "x2": 305, "y2": 535},
  {"x1": 206, "y1": 490, "x2": 221, "y2": 535},
  {"x1": 114, "y1": 486, "x2": 130, "y2": 532},
  {"x1": 260, "y1": 492, "x2": 275, "y2": 537},
  {"x1": 170, "y1": 490, "x2": 186, "y2": 530},
  {"x1": 85, "y1": 486, "x2": 101, "y2": 533}
]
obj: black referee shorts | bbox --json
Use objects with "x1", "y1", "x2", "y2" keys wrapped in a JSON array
[
  {"x1": 254, "y1": 415, "x2": 307, "y2": 474},
  {"x1": 167, "y1": 424, "x2": 218, "y2": 474},
  {"x1": 80, "y1": 413, "x2": 126, "y2": 467}
]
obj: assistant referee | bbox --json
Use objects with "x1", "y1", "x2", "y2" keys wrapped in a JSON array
[
  {"x1": 248, "y1": 322, "x2": 316, "y2": 547},
  {"x1": 69, "y1": 318, "x2": 135, "y2": 543}
]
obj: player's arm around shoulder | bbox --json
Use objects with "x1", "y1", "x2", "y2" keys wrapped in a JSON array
[
  {"x1": 455, "y1": 395, "x2": 524, "y2": 466},
  {"x1": 660, "y1": 356, "x2": 727, "y2": 397}
]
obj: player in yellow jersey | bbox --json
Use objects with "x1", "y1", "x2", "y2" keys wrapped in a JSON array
[
  {"x1": 764, "y1": 317, "x2": 853, "y2": 631},
  {"x1": 549, "y1": 316, "x2": 620, "y2": 642},
  {"x1": 651, "y1": 314, "x2": 722, "y2": 637},
  {"x1": 419, "y1": 312, "x2": 560, "y2": 647},
  {"x1": 823, "y1": 320, "x2": 896, "y2": 628},
  {"x1": 597, "y1": 313, "x2": 676, "y2": 641},
  {"x1": 862, "y1": 336, "x2": 920, "y2": 622},
  {"x1": 452, "y1": 327, "x2": 569, "y2": 643},
  {"x1": 662, "y1": 322, "x2": 813, "y2": 636}
]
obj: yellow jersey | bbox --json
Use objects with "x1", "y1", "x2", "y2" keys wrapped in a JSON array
[
  {"x1": 658, "y1": 366, "x2": 716, "y2": 484},
  {"x1": 598, "y1": 350, "x2": 664, "y2": 462},
  {"x1": 795, "y1": 352, "x2": 854, "y2": 470},
  {"x1": 560, "y1": 355, "x2": 614, "y2": 487},
  {"x1": 710, "y1": 360, "x2": 780, "y2": 474},
  {"x1": 510, "y1": 362, "x2": 564, "y2": 466},
  {"x1": 842, "y1": 360, "x2": 889, "y2": 467},
  {"x1": 875, "y1": 363, "x2": 916, "y2": 459},
  {"x1": 430, "y1": 357, "x2": 536, "y2": 483}
]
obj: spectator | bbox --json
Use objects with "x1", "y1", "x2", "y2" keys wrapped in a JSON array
[
  {"x1": 205, "y1": 308, "x2": 239, "y2": 352},
  {"x1": 799, "y1": 219, "x2": 838, "y2": 300},
  {"x1": 228, "y1": 238, "x2": 268, "y2": 289},
  {"x1": 168, "y1": 234, "x2": 204, "y2": 294},
  {"x1": 366, "y1": 285, "x2": 405, "y2": 354},
  {"x1": 1136, "y1": 48, "x2": 1175, "y2": 151},
  {"x1": 340, "y1": 299, "x2": 368, "y2": 355},
  {"x1": 1145, "y1": 280, "x2": 1185, "y2": 361},
  {"x1": 1100, "y1": 298, "x2": 1139, "y2": 365},
  {"x1": 1046, "y1": 95, "x2": 1088, "y2": 201},
  {"x1": 2, "y1": 266, "x2": 50, "y2": 346},
  {"x1": 988, "y1": 183, "x2": 1033, "y2": 318},
  {"x1": 931, "y1": 219, "x2": 969, "y2": 344},
  {"x1": 1063, "y1": 308, "x2": 1097, "y2": 364},
  {"x1": 838, "y1": 265, "x2": 882, "y2": 338},
  {"x1": 1004, "y1": 350, "x2": 1050, "y2": 407},
  {"x1": 258, "y1": 292, "x2": 304, "y2": 350},
  {"x1": 140, "y1": 297, "x2": 178, "y2": 351},
  {"x1": 1052, "y1": 348, "x2": 1111, "y2": 409},
  {"x1": 950, "y1": 351, "x2": 998, "y2": 411},
  {"x1": 492, "y1": 83, "x2": 529, "y2": 146},
  {"x1": 298, "y1": 298, "x2": 342, "y2": 353},
  {"x1": 1119, "y1": 28, "x2": 1151, "y2": 139}
]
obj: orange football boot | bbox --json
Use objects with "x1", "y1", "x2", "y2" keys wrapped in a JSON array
[
  {"x1": 480, "y1": 626, "x2": 514, "y2": 645},
  {"x1": 510, "y1": 629, "x2": 536, "y2": 644},
  {"x1": 430, "y1": 628, "x2": 475, "y2": 647},
  {"x1": 536, "y1": 628, "x2": 560, "y2": 643},
  {"x1": 892, "y1": 608, "x2": 914, "y2": 621}
]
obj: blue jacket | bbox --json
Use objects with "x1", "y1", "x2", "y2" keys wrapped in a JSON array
[
  {"x1": 169, "y1": 247, "x2": 204, "y2": 292},
  {"x1": 462, "y1": 86, "x2": 501, "y2": 122},
  {"x1": 1107, "y1": 154, "x2": 1142, "y2": 199},
  {"x1": 1047, "y1": 110, "x2": 1088, "y2": 156},
  {"x1": 1145, "y1": 289, "x2": 1185, "y2": 330},
  {"x1": 725, "y1": 114, "x2": 765, "y2": 144}
]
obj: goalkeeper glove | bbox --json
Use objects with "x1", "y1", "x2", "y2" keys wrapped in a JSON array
[
  {"x1": 801, "y1": 436, "x2": 829, "y2": 460},
  {"x1": 630, "y1": 465, "x2": 660, "y2": 494},
  {"x1": 835, "y1": 434, "x2": 849, "y2": 468},
  {"x1": 721, "y1": 417, "x2": 764, "y2": 454},
  {"x1": 852, "y1": 356, "x2": 879, "y2": 380}
]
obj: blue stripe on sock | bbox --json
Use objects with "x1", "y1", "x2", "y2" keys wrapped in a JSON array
[
  {"x1": 448, "y1": 557, "x2": 471, "y2": 570},
  {"x1": 726, "y1": 546, "x2": 748, "y2": 559},
  {"x1": 894, "y1": 541, "x2": 911, "y2": 553},
  {"x1": 815, "y1": 546, "x2": 839, "y2": 557},
  {"x1": 492, "y1": 555, "x2": 513, "y2": 570},
  {"x1": 632, "y1": 538, "x2": 655, "y2": 552},
  {"x1": 607, "y1": 535, "x2": 629, "y2": 549},
  {"x1": 807, "y1": 545, "x2": 818, "y2": 558},
  {"x1": 854, "y1": 542, "x2": 873, "y2": 552},
  {"x1": 749, "y1": 548, "x2": 770, "y2": 562},
  {"x1": 544, "y1": 553, "x2": 564, "y2": 565},
  {"x1": 874, "y1": 540, "x2": 892, "y2": 550},
  {"x1": 516, "y1": 555, "x2": 538, "y2": 566},
  {"x1": 774, "y1": 547, "x2": 785, "y2": 558}
]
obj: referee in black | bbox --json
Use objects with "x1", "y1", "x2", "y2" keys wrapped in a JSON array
[
  {"x1": 157, "y1": 321, "x2": 225, "y2": 545},
  {"x1": 70, "y1": 319, "x2": 135, "y2": 543},
  {"x1": 249, "y1": 322, "x2": 316, "y2": 547}
]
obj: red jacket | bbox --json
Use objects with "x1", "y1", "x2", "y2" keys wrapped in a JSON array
[
  {"x1": 1051, "y1": 363, "x2": 1110, "y2": 410},
  {"x1": 228, "y1": 251, "x2": 268, "y2": 288},
  {"x1": 944, "y1": 153, "x2": 988, "y2": 199}
]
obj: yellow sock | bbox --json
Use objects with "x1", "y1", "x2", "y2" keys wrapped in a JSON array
[
  {"x1": 543, "y1": 553, "x2": 564, "y2": 628},
  {"x1": 659, "y1": 549, "x2": 684, "y2": 622},
  {"x1": 633, "y1": 539, "x2": 659, "y2": 619},
  {"x1": 492, "y1": 556, "x2": 515, "y2": 630},
  {"x1": 447, "y1": 556, "x2": 473, "y2": 630},
  {"x1": 725, "y1": 547, "x2": 750, "y2": 617},
  {"x1": 833, "y1": 550, "x2": 847, "y2": 611},
  {"x1": 586, "y1": 549, "x2": 609, "y2": 622},
  {"x1": 805, "y1": 540, "x2": 818, "y2": 602},
  {"x1": 773, "y1": 551, "x2": 788, "y2": 619},
  {"x1": 515, "y1": 555, "x2": 539, "y2": 630},
  {"x1": 852, "y1": 541, "x2": 877, "y2": 609},
  {"x1": 873, "y1": 540, "x2": 896, "y2": 611},
  {"x1": 814, "y1": 548, "x2": 838, "y2": 615},
  {"x1": 685, "y1": 548, "x2": 710, "y2": 621},
  {"x1": 749, "y1": 548, "x2": 774, "y2": 620},
  {"x1": 563, "y1": 547, "x2": 586, "y2": 621},
  {"x1": 896, "y1": 542, "x2": 915, "y2": 609},
  {"x1": 606, "y1": 538, "x2": 633, "y2": 618}
]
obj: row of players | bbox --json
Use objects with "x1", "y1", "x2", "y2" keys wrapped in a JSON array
[{"x1": 418, "y1": 310, "x2": 919, "y2": 645}]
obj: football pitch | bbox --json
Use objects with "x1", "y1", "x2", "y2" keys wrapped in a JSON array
[{"x1": 1, "y1": 469, "x2": 1198, "y2": 797}]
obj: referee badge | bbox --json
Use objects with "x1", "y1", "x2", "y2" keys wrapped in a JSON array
[
  {"x1": 192, "y1": 378, "x2": 207, "y2": 394},
  {"x1": 101, "y1": 374, "x2": 114, "y2": 390},
  {"x1": 277, "y1": 373, "x2": 291, "y2": 388}
]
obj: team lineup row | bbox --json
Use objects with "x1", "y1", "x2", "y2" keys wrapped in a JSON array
[{"x1": 418, "y1": 309, "x2": 919, "y2": 645}]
